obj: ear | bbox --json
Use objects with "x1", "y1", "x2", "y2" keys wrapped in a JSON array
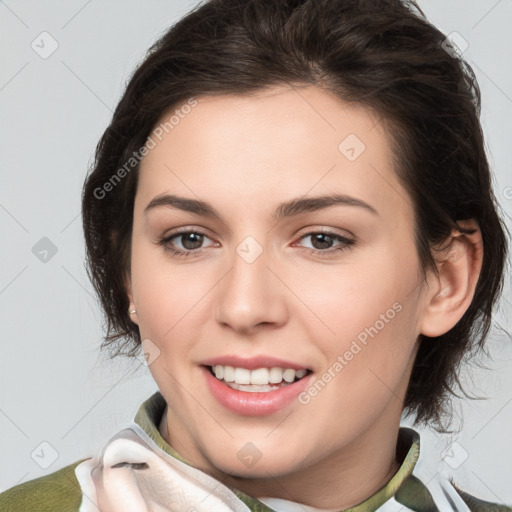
[
  {"x1": 420, "y1": 219, "x2": 483, "y2": 337},
  {"x1": 124, "y1": 273, "x2": 139, "y2": 326}
]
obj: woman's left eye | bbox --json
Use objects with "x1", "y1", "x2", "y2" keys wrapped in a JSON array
[
  {"x1": 296, "y1": 232, "x2": 355, "y2": 255},
  {"x1": 158, "y1": 230, "x2": 355, "y2": 258}
]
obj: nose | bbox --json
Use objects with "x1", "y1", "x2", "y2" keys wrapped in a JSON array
[{"x1": 214, "y1": 242, "x2": 288, "y2": 335}]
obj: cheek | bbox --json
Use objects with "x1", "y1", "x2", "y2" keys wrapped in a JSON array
[
  {"x1": 298, "y1": 300, "x2": 420, "y2": 448},
  {"x1": 130, "y1": 242, "x2": 205, "y2": 345},
  {"x1": 298, "y1": 244, "x2": 422, "y2": 378},
  {"x1": 298, "y1": 253, "x2": 413, "y2": 335}
]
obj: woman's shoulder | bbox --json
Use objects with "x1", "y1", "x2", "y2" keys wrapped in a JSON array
[
  {"x1": 0, "y1": 458, "x2": 89, "y2": 512},
  {"x1": 398, "y1": 472, "x2": 512, "y2": 512},
  {"x1": 451, "y1": 481, "x2": 512, "y2": 512}
]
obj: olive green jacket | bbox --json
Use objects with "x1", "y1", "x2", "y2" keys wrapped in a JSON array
[{"x1": 1, "y1": 392, "x2": 510, "y2": 511}]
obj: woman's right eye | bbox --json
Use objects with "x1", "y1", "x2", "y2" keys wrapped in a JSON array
[{"x1": 157, "y1": 230, "x2": 216, "y2": 258}]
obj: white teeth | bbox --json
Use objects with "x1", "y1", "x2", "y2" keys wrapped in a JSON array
[
  {"x1": 227, "y1": 382, "x2": 282, "y2": 392},
  {"x1": 223, "y1": 366, "x2": 235, "y2": 382},
  {"x1": 211, "y1": 365, "x2": 308, "y2": 387},
  {"x1": 296, "y1": 369, "x2": 307, "y2": 379},
  {"x1": 269, "y1": 367, "x2": 283, "y2": 383},
  {"x1": 214, "y1": 365, "x2": 224, "y2": 379},
  {"x1": 282, "y1": 369, "x2": 295, "y2": 383},
  {"x1": 250, "y1": 368, "x2": 269, "y2": 385},
  {"x1": 234, "y1": 367, "x2": 251, "y2": 385}
]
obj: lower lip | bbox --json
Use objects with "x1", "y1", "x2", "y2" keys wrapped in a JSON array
[{"x1": 202, "y1": 366, "x2": 312, "y2": 416}]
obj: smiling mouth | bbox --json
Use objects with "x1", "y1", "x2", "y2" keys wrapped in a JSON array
[{"x1": 206, "y1": 365, "x2": 312, "y2": 393}]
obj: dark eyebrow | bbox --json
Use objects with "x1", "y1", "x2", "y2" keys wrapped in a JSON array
[
  {"x1": 273, "y1": 194, "x2": 378, "y2": 218},
  {"x1": 143, "y1": 193, "x2": 378, "y2": 220}
]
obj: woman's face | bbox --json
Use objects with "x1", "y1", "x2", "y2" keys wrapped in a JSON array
[{"x1": 128, "y1": 85, "x2": 430, "y2": 478}]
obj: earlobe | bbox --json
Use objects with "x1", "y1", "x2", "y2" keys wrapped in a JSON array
[
  {"x1": 420, "y1": 220, "x2": 483, "y2": 338},
  {"x1": 128, "y1": 304, "x2": 139, "y2": 325},
  {"x1": 124, "y1": 274, "x2": 139, "y2": 325}
]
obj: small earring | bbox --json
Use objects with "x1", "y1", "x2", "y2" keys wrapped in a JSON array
[{"x1": 129, "y1": 308, "x2": 136, "y2": 314}]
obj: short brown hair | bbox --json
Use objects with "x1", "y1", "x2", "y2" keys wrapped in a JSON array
[{"x1": 82, "y1": 0, "x2": 508, "y2": 432}]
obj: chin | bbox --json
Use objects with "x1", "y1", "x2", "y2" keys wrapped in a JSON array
[{"x1": 203, "y1": 445, "x2": 310, "y2": 480}]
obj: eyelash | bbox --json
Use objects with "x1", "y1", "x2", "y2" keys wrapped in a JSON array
[{"x1": 157, "y1": 229, "x2": 355, "y2": 259}]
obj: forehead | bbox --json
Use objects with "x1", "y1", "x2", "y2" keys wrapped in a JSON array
[{"x1": 136, "y1": 85, "x2": 411, "y2": 222}]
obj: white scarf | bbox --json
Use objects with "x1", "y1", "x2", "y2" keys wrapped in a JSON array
[{"x1": 75, "y1": 425, "x2": 252, "y2": 512}]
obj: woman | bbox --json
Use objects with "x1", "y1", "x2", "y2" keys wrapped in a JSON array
[{"x1": 1, "y1": 0, "x2": 510, "y2": 510}]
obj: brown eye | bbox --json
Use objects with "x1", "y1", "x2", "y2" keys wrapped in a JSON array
[
  {"x1": 309, "y1": 233, "x2": 336, "y2": 250},
  {"x1": 298, "y1": 231, "x2": 355, "y2": 255},
  {"x1": 157, "y1": 229, "x2": 216, "y2": 258},
  {"x1": 178, "y1": 232, "x2": 204, "y2": 250}
]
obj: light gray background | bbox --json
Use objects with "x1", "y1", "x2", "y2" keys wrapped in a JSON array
[{"x1": 1, "y1": 0, "x2": 511, "y2": 503}]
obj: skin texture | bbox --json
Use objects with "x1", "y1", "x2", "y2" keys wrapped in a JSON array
[{"x1": 125, "y1": 84, "x2": 483, "y2": 509}]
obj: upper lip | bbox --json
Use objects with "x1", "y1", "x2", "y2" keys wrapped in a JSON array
[{"x1": 200, "y1": 355, "x2": 310, "y2": 371}]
